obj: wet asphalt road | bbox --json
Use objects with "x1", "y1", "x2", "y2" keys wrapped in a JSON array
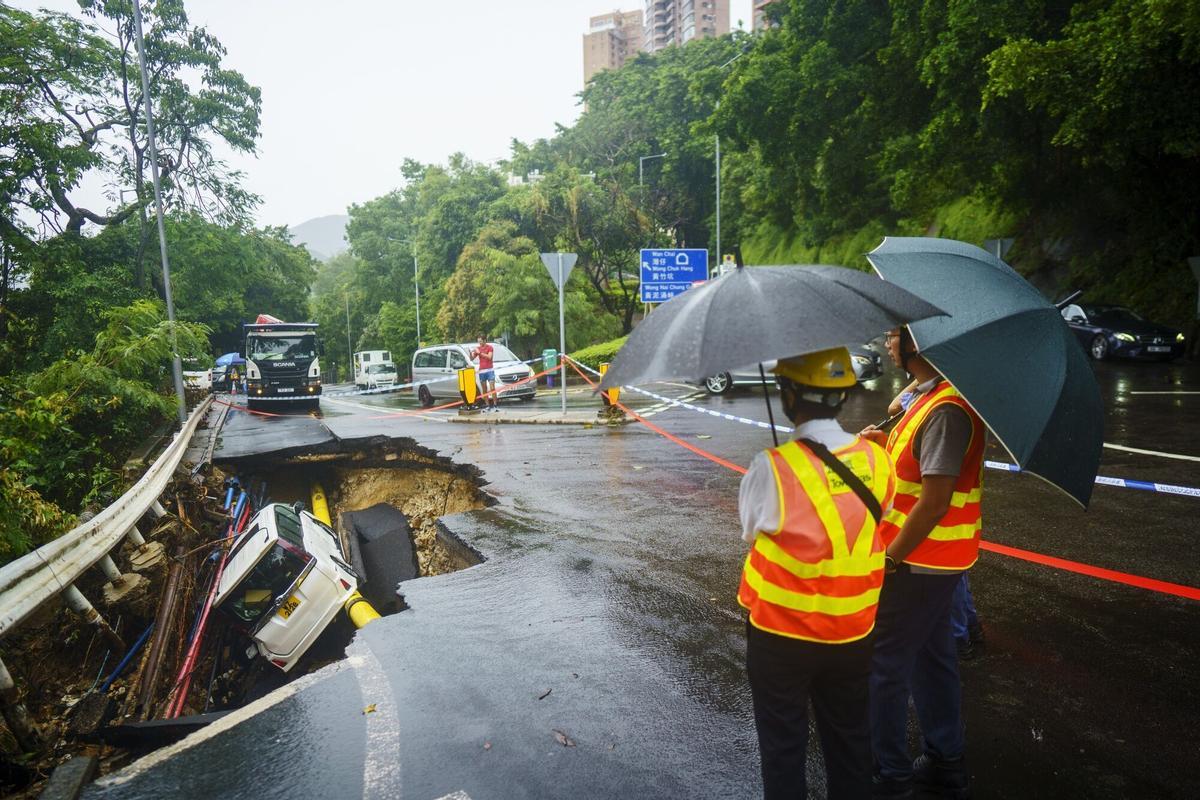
[{"x1": 88, "y1": 358, "x2": 1200, "y2": 799}]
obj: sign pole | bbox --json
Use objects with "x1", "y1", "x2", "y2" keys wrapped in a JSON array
[{"x1": 558, "y1": 253, "x2": 567, "y2": 415}]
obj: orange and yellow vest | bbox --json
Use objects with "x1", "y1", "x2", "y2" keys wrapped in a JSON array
[
  {"x1": 880, "y1": 380, "x2": 985, "y2": 571},
  {"x1": 738, "y1": 437, "x2": 896, "y2": 643}
]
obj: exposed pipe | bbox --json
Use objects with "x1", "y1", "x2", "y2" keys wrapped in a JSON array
[{"x1": 138, "y1": 551, "x2": 184, "y2": 720}]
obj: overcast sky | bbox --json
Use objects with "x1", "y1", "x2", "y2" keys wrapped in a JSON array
[{"x1": 19, "y1": 1, "x2": 753, "y2": 228}]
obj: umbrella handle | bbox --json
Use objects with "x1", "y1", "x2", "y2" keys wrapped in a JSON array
[
  {"x1": 758, "y1": 364, "x2": 779, "y2": 447},
  {"x1": 873, "y1": 411, "x2": 904, "y2": 432}
]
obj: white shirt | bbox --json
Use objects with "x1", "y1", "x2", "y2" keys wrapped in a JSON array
[{"x1": 737, "y1": 419, "x2": 856, "y2": 544}]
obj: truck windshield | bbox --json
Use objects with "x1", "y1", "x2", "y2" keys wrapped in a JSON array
[
  {"x1": 366, "y1": 364, "x2": 394, "y2": 374},
  {"x1": 248, "y1": 334, "x2": 317, "y2": 361},
  {"x1": 218, "y1": 542, "x2": 310, "y2": 626}
]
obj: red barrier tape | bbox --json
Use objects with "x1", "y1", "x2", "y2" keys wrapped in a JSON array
[
  {"x1": 564, "y1": 356, "x2": 1200, "y2": 603},
  {"x1": 978, "y1": 541, "x2": 1200, "y2": 601}
]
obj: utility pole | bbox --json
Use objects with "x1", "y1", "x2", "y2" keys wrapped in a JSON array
[
  {"x1": 715, "y1": 131, "x2": 721, "y2": 280},
  {"x1": 413, "y1": 252, "x2": 421, "y2": 346},
  {"x1": 132, "y1": 0, "x2": 185, "y2": 423}
]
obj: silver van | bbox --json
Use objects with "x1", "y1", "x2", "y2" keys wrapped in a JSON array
[{"x1": 412, "y1": 342, "x2": 536, "y2": 407}]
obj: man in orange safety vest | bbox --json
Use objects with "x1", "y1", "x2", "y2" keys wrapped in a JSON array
[
  {"x1": 739, "y1": 348, "x2": 897, "y2": 799},
  {"x1": 861, "y1": 327, "x2": 985, "y2": 800}
]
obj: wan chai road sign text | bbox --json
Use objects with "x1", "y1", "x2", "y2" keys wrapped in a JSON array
[{"x1": 640, "y1": 248, "x2": 708, "y2": 303}]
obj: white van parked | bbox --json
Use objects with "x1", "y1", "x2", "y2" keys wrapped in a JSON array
[
  {"x1": 215, "y1": 503, "x2": 359, "y2": 672},
  {"x1": 411, "y1": 342, "x2": 536, "y2": 408},
  {"x1": 353, "y1": 350, "x2": 398, "y2": 390}
]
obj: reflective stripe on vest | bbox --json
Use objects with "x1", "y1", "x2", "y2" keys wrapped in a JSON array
[
  {"x1": 738, "y1": 437, "x2": 895, "y2": 644},
  {"x1": 881, "y1": 381, "x2": 985, "y2": 571}
]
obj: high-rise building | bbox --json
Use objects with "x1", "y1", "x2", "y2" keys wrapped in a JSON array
[
  {"x1": 643, "y1": 0, "x2": 730, "y2": 53},
  {"x1": 583, "y1": 9, "x2": 645, "y2": 85},
  {"x1": 751, "y1": 0, "x2": 780, "y2": 31}
]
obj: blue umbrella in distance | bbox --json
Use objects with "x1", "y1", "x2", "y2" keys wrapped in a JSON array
[
  {"x1": 867, "y1": 237, "x2": 1103, "y2": 507},
  {"x1": 215, "y1": 352, "x2": 245, "y2": 367}
]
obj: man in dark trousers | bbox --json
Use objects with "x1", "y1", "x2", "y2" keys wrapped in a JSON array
[
  {"x1": 739, "y1": 348, "x2": 896, "y2": 799},
  {"x1": 862, "y1": 327, "x2": 986, "y2": 799}
]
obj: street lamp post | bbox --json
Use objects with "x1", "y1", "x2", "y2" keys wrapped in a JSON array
[
  {"x1": 344, "y1": 290, "x2": 353, "y2": 382},
  {"x1": 639, "y1": 152, "x2": 667, "y2": 187},
  {"x1": 714, "y1": 47, "x2": 748, "y2": 279},
  {"x1": 131, "y1": 1, "x2": 185, "y2": 423}
]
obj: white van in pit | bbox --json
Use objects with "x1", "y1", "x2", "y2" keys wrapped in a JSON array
[
  {"x1": 411, "y1": 342, "x2": 536, "y2": 408},
  {"x1": 353, "y1": 350, "x2": 398, "y2": 390},
  {"x1": 215, "y1": 503, "x2": 358, "y2": 672}
]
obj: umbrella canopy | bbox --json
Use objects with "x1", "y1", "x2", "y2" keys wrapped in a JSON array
[
  {"x1": 215, "y1": 352, "x2": 245, "y2": 367},
  {"x1": 867, "y1": 237, "x2": 1103, "y2": 507},
  {"x1": 598, "y1": 264, "x2": 945, "y2": 389}
]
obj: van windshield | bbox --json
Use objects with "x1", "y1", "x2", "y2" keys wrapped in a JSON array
[
  {"x1": 218, "y1": 542, "x2": 310, "y2": 626},
  {"x1": 483, "y1": 344, "x2": 519, "y2": 363}
]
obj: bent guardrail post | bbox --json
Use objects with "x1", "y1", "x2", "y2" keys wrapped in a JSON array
[
  {"x1": 62, "y1": 584, "x2": 125, "y2": 655},
  {"x1": 150, "y1": 500, "x2": 168, "y2": 519},
  {"x1": 98, "y1": 555, "x2": 125, "y2": 587},
  {"x1": 0, "y1": 655, "x2": 42, "y2": 749},
  {"x1": 125, "y1": 526, "x2": 147, "y2": 548}
]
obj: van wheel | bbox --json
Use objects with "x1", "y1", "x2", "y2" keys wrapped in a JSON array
[
  {"x1": 1090, "y1": 335, "x2": 1109, "y2": 361},
  {"x1": 418, "y1": 385, "x2": 434, "y2": 407}
]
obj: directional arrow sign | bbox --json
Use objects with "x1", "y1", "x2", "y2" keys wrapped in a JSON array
[{"x1": 540, "y1": 252, "x2": 578, "y2": 289}]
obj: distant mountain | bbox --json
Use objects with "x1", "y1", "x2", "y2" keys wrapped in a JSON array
[{"x1": 289, "y1": 214, "x2": 349, "y2": 261}]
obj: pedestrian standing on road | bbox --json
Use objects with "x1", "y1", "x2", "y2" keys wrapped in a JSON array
[
  {"x1": 471, "y1": 335, "x2": 498, "y2": 412},
  {"x1": 860, "y1": 326, "x2": 986, "y2": 799},
  {"x1": 739, "y1": 348, "x2": 897, "y2": 800}
]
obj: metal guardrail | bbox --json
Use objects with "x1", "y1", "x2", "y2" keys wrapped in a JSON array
[{"x1": 0, "y1": 396, "x2": 213, "y2": 638}]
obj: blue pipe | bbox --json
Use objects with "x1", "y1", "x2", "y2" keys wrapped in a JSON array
[{"x1": 100, "y1": 622, "x2": 155, "y2": 693}]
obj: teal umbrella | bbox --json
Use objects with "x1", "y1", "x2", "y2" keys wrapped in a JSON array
[{"x1": 867, "y1": 237, "x2": 1103, "y2": 507}]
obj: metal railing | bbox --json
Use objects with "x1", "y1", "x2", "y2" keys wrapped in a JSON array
[{"x1": 0, "y1": 396, "x2": 213, "y2": 748}]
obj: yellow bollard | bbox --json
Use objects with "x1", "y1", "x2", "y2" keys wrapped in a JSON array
[
  {"x1": 344, "y1": 591, "x2": 381, "y2": 628},
  {"x1": 310, "y1": 482, "x2": 332, "y2": 525},
  {"x1": 598, "y1": 362, "x2": 620, "y2": 407}
]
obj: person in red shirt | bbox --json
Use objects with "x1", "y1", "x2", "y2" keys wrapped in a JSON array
[{"x1": 470, "y1": 335, "x2": 497, "y2": 411}]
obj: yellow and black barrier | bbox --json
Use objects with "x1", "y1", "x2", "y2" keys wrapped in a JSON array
[{"x1": 457, "y1": 366, "x2": 480, "y2": 411}]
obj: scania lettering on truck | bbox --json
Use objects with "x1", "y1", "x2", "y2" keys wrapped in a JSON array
[
  {"x1": 353, "y1": 350, "x2": 398, "y2": 391},
  {"x1": 244, "y1": 313, "x2": 322, "y2": 410}
]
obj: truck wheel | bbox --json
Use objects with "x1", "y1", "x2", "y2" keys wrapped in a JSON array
[
  {"x1": 418, "y1": 385, "x2": 434, "y2": 408},
  {"x1": 1090, "y1": 335, "x2": 1109, "y2": 361}
]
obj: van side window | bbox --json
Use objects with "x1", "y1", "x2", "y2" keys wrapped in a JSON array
[
  {"x1": 383, "y1": 352, "x2": 390, "y2": 362},
  {"x1": 415, "y1": 351, "x2": 445, "y2": 369},
  {"x1": 449, "y1": 350, "x2": 467, "y2": 369}
]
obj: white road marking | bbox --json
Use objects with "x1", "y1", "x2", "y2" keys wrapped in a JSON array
[
  {"x1": 1102, "y1": 443, "x2": 1200, "y2": 463},
  {"x1": 1127, "y1": 390, "x2": 1200, "y2": 395},
  {"x1": 355, "y1": 645, "x2": 402, "y2": 799}
]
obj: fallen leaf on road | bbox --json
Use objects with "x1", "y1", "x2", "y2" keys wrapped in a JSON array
[
  {"x1": 538, "y1": 688, "x2": 553, "y2": 700},
  {"x1": 483, "y1": 741, "x2": 492, "y2": 750},
  {"x1": 696, "y1": 434, "x2": 712, "y2": 439},
  {"x1": 632, "y1": 465, "x2": 644, "y2": 470},
  {"x1": 553, "y1": 729, "x2": 576, "y2": 747},
  {"x1": 362, "y1": 704, "x2": 377, "y2": 715}
]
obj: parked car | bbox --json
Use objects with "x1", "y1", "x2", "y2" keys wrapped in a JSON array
[
  {"x1": 700, "y1": 344, "x2": 884, "y2": 395},
  {"x1": 1060, "y1": 303, "x2": 1185, "y2": 361},
  {"x1": 412, "y1": 342, "x2": 537, "y2": 407}
]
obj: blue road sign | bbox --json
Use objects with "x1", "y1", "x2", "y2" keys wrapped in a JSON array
[{"x1": 639, "y1": 249, "x2": 709, "y2": 303}]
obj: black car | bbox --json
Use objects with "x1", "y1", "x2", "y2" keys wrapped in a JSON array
[{"x1": 1060, "y1": 303, "x2": 1185, "y2": 361}]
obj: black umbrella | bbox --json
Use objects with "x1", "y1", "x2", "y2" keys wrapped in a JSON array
[
  {"x1": 867, "y1": 236, "x2": 1103, "y2": 507},
  {"x1": 599, "y1": 264, "x2": 946, "y2": 389}
]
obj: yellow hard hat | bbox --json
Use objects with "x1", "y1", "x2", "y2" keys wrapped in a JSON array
[{"x1": 771, "y1": 347, "x2": 856, "y2": 389}]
